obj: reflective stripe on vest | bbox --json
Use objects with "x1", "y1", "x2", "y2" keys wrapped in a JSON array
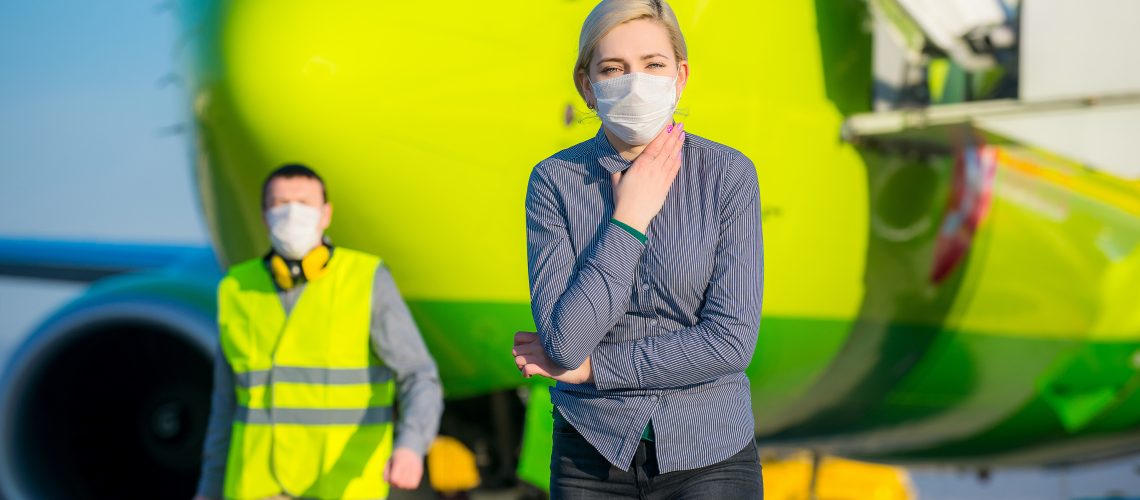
[
  {"x1": 234, "y1": 406, "x2": 394, "y2": 425},
  {"x1": 234, "y1": 366, "x2": 393, "y2": 389},
  {"x1": 218, "y1": 248, "x2": 393, "y2": 500}
]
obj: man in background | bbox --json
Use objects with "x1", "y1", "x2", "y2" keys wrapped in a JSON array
[{"x1": 194, "y1": 163, "x2": 442, "y2": 500}]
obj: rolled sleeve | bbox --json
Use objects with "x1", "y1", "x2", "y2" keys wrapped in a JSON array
[
  {"x1": 527, "y1": 165, "x2": 646, "y2": 371},
  {"x1": 590, "y1": 152, "x2": 763, "y2": 390},
  {"x1": 590, "y1": 340, "x2": 639, "y2": 391}
]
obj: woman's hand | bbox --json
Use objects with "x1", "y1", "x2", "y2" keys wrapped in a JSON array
[
  {"x1": 513, "y1": 331, "x2": 594, "y2": 384},
  {"x1": 611, "y1": 122, "x2": 686, "y2": 233}
]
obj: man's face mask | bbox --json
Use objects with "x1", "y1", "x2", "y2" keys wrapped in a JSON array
[{"x1": 266, "y1": 201, "x2": 324, "y2": 260}]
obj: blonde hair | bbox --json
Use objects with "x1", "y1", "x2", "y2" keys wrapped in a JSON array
[{"x1": 574, "y1": 0, "x2": 688, "y2": 101}]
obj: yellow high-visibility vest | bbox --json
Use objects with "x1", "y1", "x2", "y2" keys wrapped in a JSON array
[{"x1": 218, "y1": 248, "x2": 394, "y2": 500}]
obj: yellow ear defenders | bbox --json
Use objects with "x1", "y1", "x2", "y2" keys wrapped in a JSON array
[{"x1": 268, "y1": 244, "x2": 332, "y2": 289}]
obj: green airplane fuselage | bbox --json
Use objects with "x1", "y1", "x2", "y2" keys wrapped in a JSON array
[{"x1": 181, "y1": 0, "x2": 1140, "y2": 465}]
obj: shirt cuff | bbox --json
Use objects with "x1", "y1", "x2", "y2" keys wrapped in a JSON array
[
  {"x1": 609, "y1": 218, "x2": 647, "y2": 244},
  {"x1": 394, "y1": 434, "x2": 430, "y2": 459},
  {"x1": 588, "y1": 220, "x2": 647, "y2": 283},
  {"x1": 590, "y1": 341, "x2": 639, "y2": 391}
]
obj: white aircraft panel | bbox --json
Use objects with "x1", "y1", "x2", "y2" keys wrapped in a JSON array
[
  {"x1": 979, "y1": 103, "x2": 1140, "y2": 180},
  {"x1": 1021, "y1": 0, "x2": 1140, "y2": 101}
]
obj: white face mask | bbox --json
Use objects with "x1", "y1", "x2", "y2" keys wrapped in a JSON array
[
  {"x1": 265, "y1": 202, "x2": 324, "y2": 260},
  {"x1": 592, "y1": 72, "x2": 679, "y2": 146}
]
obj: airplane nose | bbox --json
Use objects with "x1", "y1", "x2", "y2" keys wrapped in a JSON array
[{"x1": 215, "y1": 0, "x2": 388, "y2": 153}]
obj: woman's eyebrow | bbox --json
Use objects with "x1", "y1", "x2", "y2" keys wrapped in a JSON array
[{"x1": 595, "y1": 53, "x2": 668, "y2": 67}]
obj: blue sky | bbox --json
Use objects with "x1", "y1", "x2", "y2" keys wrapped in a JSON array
[{"x1": 0, "y1": 1, "x2": 206, "y2": 243}]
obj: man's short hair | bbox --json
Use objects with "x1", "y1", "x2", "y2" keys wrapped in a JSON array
[{"x1": 261, "y1": 163, "x2": 328, "y2": 209}]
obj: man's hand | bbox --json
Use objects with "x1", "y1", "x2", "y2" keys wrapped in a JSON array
[
  {"x1": 513, "y1": 331, "x2": 594, "y2": 384},
  {"x1": 384, "y1": 447, "x2": 423, "y2": 490}
]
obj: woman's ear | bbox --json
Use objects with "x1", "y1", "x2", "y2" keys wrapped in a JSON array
[
  {"x1": 676, "y1": 59, "x2": 690, "y2": 96},
  {"x1": 576, "y1": 69, "x2": 596, "y2": 109}
]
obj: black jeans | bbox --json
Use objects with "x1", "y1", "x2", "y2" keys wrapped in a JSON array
[{"x1": 550, "y1": 413, "x2": 763, "y2": 499}]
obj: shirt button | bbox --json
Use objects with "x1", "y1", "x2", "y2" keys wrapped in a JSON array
[
  {"x1": 642, "y1": 284, "x2": 651, "y2": 291},
  {"x1": 650, "y1": 320, "x2": 659, "y2": 327},
  {"x1": 649, "y1": 395, "x2": 659, "y2": 401}
]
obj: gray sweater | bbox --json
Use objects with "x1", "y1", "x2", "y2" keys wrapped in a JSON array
[{"x1": 196, "y1": 264, "x2": 443, "y2": 498}]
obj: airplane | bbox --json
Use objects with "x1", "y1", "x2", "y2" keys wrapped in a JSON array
[{"x1": 1, "y1": 0, "x2": 1138, "y2": 498}]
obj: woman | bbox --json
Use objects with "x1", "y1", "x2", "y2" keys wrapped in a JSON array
[{"x1": 513, "y1": 0, "x2": 763, "y2": 498}]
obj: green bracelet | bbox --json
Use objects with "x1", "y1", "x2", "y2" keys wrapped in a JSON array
[{"x1": 610, "y1": 218, "x2": 647, "y2": 244}]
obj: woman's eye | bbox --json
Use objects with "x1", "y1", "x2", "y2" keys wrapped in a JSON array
[
  {"x1": 601, "y1": 67, "x2": 620, "y2": 74},
  {"x1": 648, "y1": 62, "x2": 666, "y2": 69}
]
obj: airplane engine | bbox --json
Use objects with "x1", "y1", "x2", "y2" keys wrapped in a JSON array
[{"x1": 0, "y1": 278, "x2": 217, "y2": 499}]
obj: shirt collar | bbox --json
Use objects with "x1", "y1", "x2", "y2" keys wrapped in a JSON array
[{"x1": 591, "y1": 126, "x2": 634, "y2": 174}]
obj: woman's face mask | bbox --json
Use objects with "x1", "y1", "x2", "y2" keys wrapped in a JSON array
[
  {"x1": 592, "y1": 72, "x2": 679, "y2": 146},
  {"x1": 265, "y1": 201, "x2": 324, "y2": 260}
]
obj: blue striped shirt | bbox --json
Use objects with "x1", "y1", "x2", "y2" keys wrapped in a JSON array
[{"x1": 525, "y1": 127, "x2": 764, "y2": 473}]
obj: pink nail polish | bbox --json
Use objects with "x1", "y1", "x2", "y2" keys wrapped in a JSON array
[{"x1": 667, "y1": 123, "x2": 674, "y2": 133}]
